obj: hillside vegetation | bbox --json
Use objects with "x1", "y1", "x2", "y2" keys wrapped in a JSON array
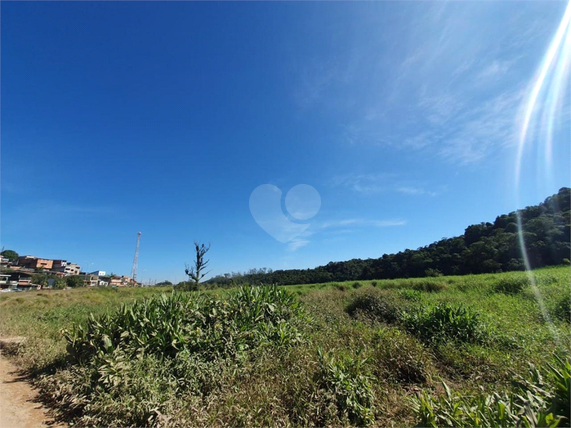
[
  {"x1": 1, "y1": 267, "x2": 569, "y2": 427},
  {"x1": 208, "y1": 188, "x2": 571, "y2": 286}
]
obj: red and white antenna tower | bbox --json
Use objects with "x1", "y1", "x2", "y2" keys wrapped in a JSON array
[{"x1": 131, "y1": 232, "x2": 142, "y2": 283}]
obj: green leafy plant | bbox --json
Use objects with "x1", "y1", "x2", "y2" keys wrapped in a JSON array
[
  {"x1": 554, "y1": 296, "x2": 570, "y2": 323},
  {"x1": 345, "y1": 291, "x2": 401, "y2": 324},
  {"x1": 413, "y1": 355, "x2": 571, "y2": 427},
  {"x1": 314, "y1": 348, "x2": 374, "y2": 426},
  {"x1": 398, "y1": 289, "x2": 422, "y2": 302},
  {"x1": 493, "y1": 276, "x2": 529, "y2": 294},
  {"x1": 63, "y1": 285, "x2": 307, "y2": 364},
  {"x1": 412, "y1": 280, "x2": 446, "y2": 292},
  {"x1": 372, "y1": 328, "x2": 430, "y2": 384},
  {"x1": 401, "y1": 303, "x2": 488, "y2": 344}
]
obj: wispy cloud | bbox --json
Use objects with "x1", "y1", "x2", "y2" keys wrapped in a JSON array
[
  {"x1": 285, "y1": 216, "x2": 406, "y2": 251},
  {"x1": 320, "y1": 218, "x2": 406, "y2": 229},
  {"x1": 373, "y1": 219, "x2": 406, "y2": 227},
  {"x1": 293, "y1": 2, "x2": 555, "y2": 166},
  {"x1": 330, "y1": 173, "x2": 441, "y2": 196},
  {"x1": 320, "y1": 218, "x2": 362, "y2": 229},
  {"x1": 436, "y1": 90, "x2": 523, "y2": 164},
  {"x1": 396, "y1": 186, "x2": 437, "y2": 197},
  {"x1": 477, "y1": 60, "x2": 512, "y2": 80},
  {"x1": 287, "y1": 237, "x2": 311, "y2": 252}
]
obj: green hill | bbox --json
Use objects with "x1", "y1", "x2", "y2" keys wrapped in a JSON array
[{"x1": 209, "y1": 187, "x2": 570, "y2": 286}]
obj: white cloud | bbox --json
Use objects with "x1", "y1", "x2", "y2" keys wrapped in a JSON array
[
  {"x1": 320, "y1": 217, "x2": 406, "y2": 230},
  {"x1": 396, "y1": 186, "x2": 437, "y2": 197},
  {"x1": 320, "y1": 218, "x2": 361, "y2": 229},
  {"x1": 285, "y1": 216, "x2": 407, "y2": 251},
  {"x1": 294, "y1": 2, "x2": 558, "y2": 166},
  {"x1": 331, "y1": 173, "x2": 441, "y2": 196},
  {"x1": 373, "y1": 219, "x2": 407, "y2": 227},
  {"x1": 287, "y1": 238, "x2": 311, "y2": 252},
  {"x1": 477, "y1": 60, "x2": 512, "y2": 80}
]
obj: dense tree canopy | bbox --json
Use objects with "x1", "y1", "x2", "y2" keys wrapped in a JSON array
[
  {"x1": 1, "y1": 249, "x2": 18, "y2": 262},
  {"x1": 207, "y1": 188, "x2": 570, "y2": 287},
  {"x1": 66, "y1": 275, "x2": 85, "y2": 288}
]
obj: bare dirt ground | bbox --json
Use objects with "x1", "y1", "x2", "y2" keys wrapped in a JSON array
[{"x1": 0, "y1": 338, "x2": 64, "y2": 428}]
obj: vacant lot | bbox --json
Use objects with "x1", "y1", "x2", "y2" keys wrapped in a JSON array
[{"x1": 1, "y1": 267, "x2": 570, "y2": 427}]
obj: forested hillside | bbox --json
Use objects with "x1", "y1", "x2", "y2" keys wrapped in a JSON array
[{"x1": 208, "y1": 187, "x2": 570, "y2": 286}]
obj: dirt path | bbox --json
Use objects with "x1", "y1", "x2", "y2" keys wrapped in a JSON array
[{"x1": 0, "y1": 340, "x2": 64, "y2": 428}]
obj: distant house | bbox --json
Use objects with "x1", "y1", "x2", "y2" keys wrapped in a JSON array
[
  {"x1": 80, "y1": 271, "x2": 109, "y2": 287},
  {"x1": 53, "y1": 260, "x2": 81, "y2": 276},
  {"x1": 109, "y1": 277, "x2": 123, "y2": 287},
  {"x1": 109, "y1": 276, "x2": 135, "y2": 287},
  {"x1": 52, "y1": 260, "x2": 67, "y2": 272},
  {"x1": 17, "y1": 256, "x2": 53, "y2": 270},
  {"x1": 8, "y1": 272, "x2": 33, "y2": 288},
  {"x1": 80, "y1": 274, "x2": 98, "y2": 287},
  {"x1": 90, "y1": 270, "x2": 106, "y2": 277},
  {"x1": 0, "y1": 274, "x2": 11, "y2": 289}
]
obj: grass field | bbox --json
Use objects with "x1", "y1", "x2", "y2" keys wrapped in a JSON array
[{"x1": 1, "y1": 266, "x2": 570, "y2": 427}]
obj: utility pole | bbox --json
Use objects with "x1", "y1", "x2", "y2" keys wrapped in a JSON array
[{"x1": 130, "y1": 232, "x2": 142, "y2": 285}]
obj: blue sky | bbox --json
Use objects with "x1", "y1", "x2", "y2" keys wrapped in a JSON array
[{"x1": 2, "y1": 1, "x2": 569, "y2": 283}]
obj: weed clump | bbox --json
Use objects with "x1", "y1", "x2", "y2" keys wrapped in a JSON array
[
  {"x1": 313, "y1": 349, "x2": 374, "y2": 426},
  {"x1": 345, "y1": 291, "x2": 401, "y2": 324},
  {"x1": 493, "y1": 276, "x2": 529, "y2": 294},
  {"x1": 56, "y1": 285, "x2": 308, "y2": 426},
  {"x1": 398, "y1": 289, "x2": 422, "y2": 302},
  {"x1": 413, "y1": 355, "x2": 571, "y2": 427},
  {"x1": 65, "y1": 285, "x2": 306, "y2": 364},
  {"x1": 554, "y1": 296, "x2": 570, "y2": 323},
  {"x1": 401, "y1": 303, "x2": 488, "y2": 344},
  {"x1": 372, "y1": 328, "x2": 430, "y2": 384},
  {"x1": 412, "y1": 280, "x2": 446, "y2": 293}
]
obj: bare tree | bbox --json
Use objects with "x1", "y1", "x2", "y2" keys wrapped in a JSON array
[{"x1": 185, "y1": 241, "x2": 211, "y2": 289}]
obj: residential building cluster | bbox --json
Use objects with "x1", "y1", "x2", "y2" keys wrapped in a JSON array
[{"x1": 0, "y1": 254, "x2": 139, "y2": 290}]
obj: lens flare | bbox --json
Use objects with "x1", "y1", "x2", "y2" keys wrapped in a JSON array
[{"x1": 515, "y1": 0, "x2": 571, "y2": 344}]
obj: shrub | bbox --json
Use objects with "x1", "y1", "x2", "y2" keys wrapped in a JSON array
[
  {"x1": 398, "y1": 289, "x2": 422, "y2": 302},
  {"x1": 413, "y1": 280, "x2": 446, "y2": 293},
  {"x1": 64, "y1": 285, "x2": 307, "y2": 364},
  {"x1": 66, "y1": 276, "x2": 84, "y2": 288},
  {"x1": 314, "y1": 348, "x2": 374, "y2": 426},
  {"x1": 493, "y1": 276, "x2": 529, "y2": 294},
  {"x1": 554, "y1": 296, "x2": 570, "y2": 323},
  {"x1": 412, "y1": 355, "x2": 571, "y2": 427},
  {"x1": 456, "y1": 279, "x2": 482, "y2": 292},
  {"x1": 345, "y1": 291, "x2": 401, "y2": 324},
  {"x1": 372, "y1": 328, "x2": 430, "y2": 384},
  {"x1": 56, "y1": 285, "x2": 309, "y2": 426},
  {"x1": 175, "y1": 280, "x2": 197, "y2": 291},
  {"x1": 424, "y1": 268, "x2": 443, "y2": 277},
  {"x1": 401, "y1": 304, "x2": 488, "y2": 344},
  {"x1": 548, "y1": 355, "x2": 570, "y2": 422},
  {"x1": 537, "y1": 274, "x2": 558, "y2": 285}
]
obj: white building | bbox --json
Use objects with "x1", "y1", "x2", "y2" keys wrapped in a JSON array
[{"x1": 90, "y1": 270, "x2": 106, "y2": 277}]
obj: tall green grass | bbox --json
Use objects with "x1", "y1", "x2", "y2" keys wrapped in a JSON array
[
  {"x1": 413, "y1": 355, "x2": 571, "y2": 427},
  {"x1": 1, "y1": 266, "x2": 569, "y2": 427}
]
